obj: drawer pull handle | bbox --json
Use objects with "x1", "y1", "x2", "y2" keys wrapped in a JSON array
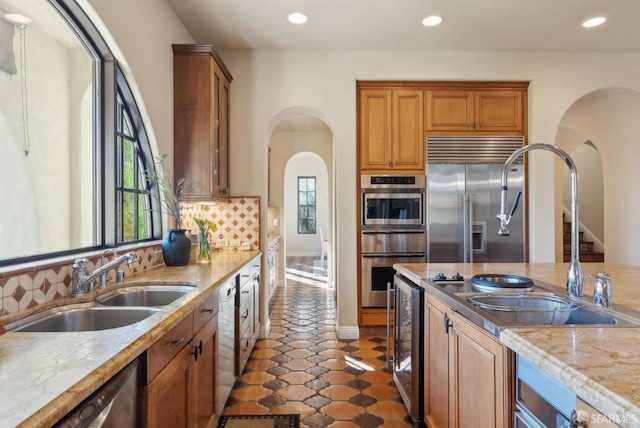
[
  {"x1": 242, "y1": 290, "x2": 250, "y2": 294},
  {"x1": 242, "y1": 310, "x2": 249, "y2": 320},
  {"x1": 172, "y1": 337, "x2": 184, "y2": 347},
  {"x1": 203, "y1": 308, "x2": 215, "y2": 313},
  {"x1": 241, "y1": 274, "x2": 250, "y2": 278}
]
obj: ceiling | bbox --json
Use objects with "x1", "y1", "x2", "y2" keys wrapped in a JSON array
[{"x1": 165, "y1": 0, "x2": 640, "y2": 53}]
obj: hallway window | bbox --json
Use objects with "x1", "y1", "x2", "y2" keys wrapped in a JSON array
[{"x1": 298, "y1": 176, "x2": 316, "y2": 234}]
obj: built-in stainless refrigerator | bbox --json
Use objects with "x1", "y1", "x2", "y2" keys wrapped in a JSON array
[{"x1": 426, "y1": 137, "x2": 526, "y2": 263}]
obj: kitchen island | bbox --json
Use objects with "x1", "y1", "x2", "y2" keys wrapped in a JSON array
[
  {"x1": 395, "y1": 262, "x2": 640, "y2": 427},
  {"x1": 0, "y1": 250, "x2": 260, "y2": 428}
]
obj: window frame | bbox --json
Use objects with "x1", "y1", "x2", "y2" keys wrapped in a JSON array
[{"x1": 297, "y1": 176, "x2": 317, "y2": 234}]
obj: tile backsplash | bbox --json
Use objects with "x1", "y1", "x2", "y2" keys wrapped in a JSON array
[{"x1": 181, "y1": 196, "x2": 261, "y2": 250}]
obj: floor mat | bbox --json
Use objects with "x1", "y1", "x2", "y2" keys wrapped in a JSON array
[{"x1": 217, "y1": 414, "x2": 299, "y2": 428}]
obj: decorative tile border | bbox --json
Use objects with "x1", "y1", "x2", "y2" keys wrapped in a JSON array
[{"x1": 0, "y1": 244, "x2": 162, "y2": 317}]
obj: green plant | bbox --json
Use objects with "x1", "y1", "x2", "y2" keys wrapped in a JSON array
[
  {"x1": 145, "y1": 154, "x2": 191, "y2": 229},
  {"x1": 194, "y1": 217, "x2": 216, "y2": 262}
]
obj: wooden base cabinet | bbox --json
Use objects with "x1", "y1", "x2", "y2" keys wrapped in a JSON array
[
  {"x1": 424, "y1": 295, "x2": 512, "y2": 428},
  {"x1": 142, "y1": 292, "x2": 219, "y2": 428}
]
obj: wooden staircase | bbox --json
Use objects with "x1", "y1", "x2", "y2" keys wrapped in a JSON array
[{"x1": 562, "y1": 215, "x2": 604, "y2": 262}]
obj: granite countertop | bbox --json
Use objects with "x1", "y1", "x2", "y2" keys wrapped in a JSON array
[
  {"x1": 395, "y1": 262, "x2": 640, "y2": 426},
  {"x1": 0, "y1": 250, "x2": 261, "y2": 428}
]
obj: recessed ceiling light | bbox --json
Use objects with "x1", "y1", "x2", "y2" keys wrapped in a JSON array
[
  {"x1": 288, "y1": 12, "x2": 308, "y2": 24},
  {"x1": 422, "y1": 15, "x2": 443, "y2": 27},
  {"x1": 582, "y1": 17, "x2": 606, "y2": 28}
]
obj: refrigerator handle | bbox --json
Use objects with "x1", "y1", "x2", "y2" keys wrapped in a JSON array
[{"x1": 463, "y1": 193, "x2": 473, "y2": 263}]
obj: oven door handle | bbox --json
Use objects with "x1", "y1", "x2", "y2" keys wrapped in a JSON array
[{"x1": 362, "y1": 253, "x2": 426, "y2": 258}]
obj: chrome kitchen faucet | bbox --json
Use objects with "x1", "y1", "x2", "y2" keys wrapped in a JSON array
[
  {"x1": 497, "y1": 143, "x2": 584, "y2": 298},
  {"x1": 71, "y1": 251, "x2": 139, "y2": 296}
]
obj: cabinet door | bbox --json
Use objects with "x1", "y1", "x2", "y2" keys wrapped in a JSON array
[
  {"x1": 474, "y1": 90, "x2": 523, "y2": 133},
  {"x1": 425, "y1": 89, "x2": 474, "y2": 132},
  {"x1": 392, "y1": 90, "x2": 424, "y2": 171},
  {"x1": 359, "y1": 89, "x2": 392, "y2": 171},
  {"x1": 193, "y1": 315, "x2": 219, "y2": 428},
  {"x1": 142, "y1": 342, "x2": 195, "y2": 428},
  {"x1": 449, "y1": 311, "x2": 507, "y2": 428},
  {"x1": 174, "y1": 53, "x2": 215, "y2": 201},
  {"x1": 212, "y1": 65, "x2": 230, "y2": 199},
  {"x1": 425, "y1": 299, "x2": 450, "y2": 428}
]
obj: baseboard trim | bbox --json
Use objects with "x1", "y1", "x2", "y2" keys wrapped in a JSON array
[
  {"x1": 259, "y1": 319, "x2": 271, "y2": 339},
  {"x1": 336, "y1": 324, "x2": 359, "y2": 340}
]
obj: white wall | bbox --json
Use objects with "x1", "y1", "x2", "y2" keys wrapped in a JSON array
[{"x1": 561, "y1": 142, "x2": 604, "y2": 242}]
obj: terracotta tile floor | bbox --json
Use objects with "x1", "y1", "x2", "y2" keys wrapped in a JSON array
[{"x1": 222, "y1": 257, "x2": 413, "y2": 428}]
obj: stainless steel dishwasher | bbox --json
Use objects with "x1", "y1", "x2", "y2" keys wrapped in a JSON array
[
  {"x1": 217, "y1": 277, "x2": 237, "y2": 415},
  {"x1": 54, "y1": 358, "x2": 139, "y2": 427}
]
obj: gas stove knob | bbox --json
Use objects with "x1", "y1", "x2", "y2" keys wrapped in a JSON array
[
  {"x1": 452, "y1": 273, "x2": 464, "y2": 281},
  {"x1": 435, "y1": 272, "x2": 447, "y2": 280}
]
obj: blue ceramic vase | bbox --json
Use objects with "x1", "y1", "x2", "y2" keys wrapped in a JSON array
[{"x1": 161, "y1": 229, "x2": 191, "y2": 266}]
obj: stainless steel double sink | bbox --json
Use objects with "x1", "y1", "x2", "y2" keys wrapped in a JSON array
[{"x1": 6, "y1": 284, "x2": 196, "y2": 333}]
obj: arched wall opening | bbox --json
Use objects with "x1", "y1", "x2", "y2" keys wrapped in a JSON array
[
  {"x1": 265, "y1": 107, "x2": 336, "y2": 333},
  {"x1": 554, "y1": 88, "x2": 640, "y2": 264}
]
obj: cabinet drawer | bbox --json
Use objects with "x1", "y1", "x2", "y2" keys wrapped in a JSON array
[
  {"x1": 194, "y1": 290, "x2": 218, "y2": 333},
  {"x1": 145, "y1": 313, "x2": 194, "y2": 383}
]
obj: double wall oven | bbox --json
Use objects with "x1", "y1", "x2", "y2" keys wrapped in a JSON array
[{"x1": 360, "y1": 175, "x2": 426, "y2": 308}]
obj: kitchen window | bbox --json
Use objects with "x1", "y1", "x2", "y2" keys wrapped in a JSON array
[
  {"x1": 116, "y1": 91, "x2": 153, "y2": 243},
  {"x1": 298, "y1": 176, "x2": 316, "y2": 234},
  {"x1": 0, "y1": 0, "x2": 161, "y2": 266}
]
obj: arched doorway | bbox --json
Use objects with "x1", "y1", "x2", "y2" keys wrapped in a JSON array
[{"x1": 267, "y1": 111, "x2": 336, "y2": 293}]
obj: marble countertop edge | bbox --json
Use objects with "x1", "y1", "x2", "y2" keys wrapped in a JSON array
[{"x1": 501, "y1": 329, "x2": 640, "y2": 427}]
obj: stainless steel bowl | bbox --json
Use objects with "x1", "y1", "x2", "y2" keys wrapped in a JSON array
[{"x1": 467, "y1": 293, "x2": 577, "y2": 325}]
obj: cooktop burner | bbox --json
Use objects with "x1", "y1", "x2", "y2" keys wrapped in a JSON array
[{"x1": 429, "y1": 272, "x2": 465, "y2": 283}]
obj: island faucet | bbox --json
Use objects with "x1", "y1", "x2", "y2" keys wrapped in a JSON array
[
  {"x1": 496, "y1": 143, "x2": 584, "y2": 298},
  {"x1": 71, "y1": 251, "x2": 139, "y2": 296}
]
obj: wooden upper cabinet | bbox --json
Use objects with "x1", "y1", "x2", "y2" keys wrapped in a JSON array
[
  {"x1": 425, "y1": 90, "x2": 474, "y2": 132},
  {"x1": 359, "y1": 89, "x2": 392, "y2": 171},
  {"x1": 173, "y1": 45, "x2": 232, "y2": 202},
  {"x1": 393, "y1": 90, "x2": 425, "y2": 171},
  {"x1": 358, "y1": 88, "x2": 424, "y2": 173},
  {"x1": 426, "y1": 88, "x2": 524, "y2": 134}
]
